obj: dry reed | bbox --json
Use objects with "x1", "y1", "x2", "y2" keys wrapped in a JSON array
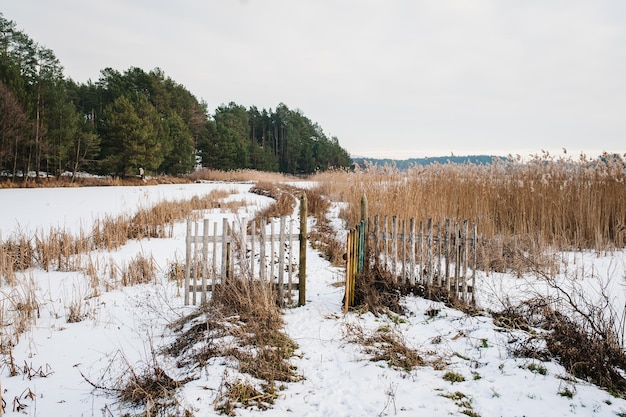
[
  {"x1": 188, "y1": 168, "x2": 299, "y2": 183},
  {"x1": 0, "y1": 189, "x2": 232, "y2": 281},
  {"x1": 312, "y1": 152, "x2": 626, "y2": 273}
]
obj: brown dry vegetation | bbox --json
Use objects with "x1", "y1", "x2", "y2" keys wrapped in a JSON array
[
  {"x1": 0, "y1": 189, "x2": 232, "y2": 281},
  {"x1": 312, "y1": 152, "x2": 626, "y2": 271},
  {"x1": 0, "y1": 168, "x2": 296, "y2": 190},
  {"x1": 188, "y1": 168, "x2": 298, "y2": 184},
  {"x1": 166, "y1": 276, "x2": 300, "y2": 415},
  {"x1": 0, "y1": 188, "x2": 244, "y2": 353}
]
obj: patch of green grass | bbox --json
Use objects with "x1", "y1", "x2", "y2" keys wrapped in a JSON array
[
  {"x1": 525, "y1": 361, "x2": 547, "y2": 375},
  {"x1": 386, "y1": 311, "x2": 408, "y2": 325},
  {"x1": 440, "y1": 391, "x2": 479, "y2": 417},
  {"x1": 558, "y1": 387, "x2": 575, "y2": 399},
  {"x1": 443, "y1": 371, "x2": 465, "y2": 383}
]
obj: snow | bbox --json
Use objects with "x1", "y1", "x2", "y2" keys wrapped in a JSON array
[{"x1": 2, "y1": 182, "x2": 626, "y2": 416}]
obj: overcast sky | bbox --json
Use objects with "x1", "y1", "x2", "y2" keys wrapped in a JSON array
[{"x1": 3, "y1": 1, "x2": 625, "y2": 159}]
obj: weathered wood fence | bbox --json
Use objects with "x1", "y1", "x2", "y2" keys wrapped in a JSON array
[
  {"x1": 345, "y1": 197, "x2": 478, "y2": 311},
  {"x1": 184, "y1": 196, "x2": 308, "y2": 306}
]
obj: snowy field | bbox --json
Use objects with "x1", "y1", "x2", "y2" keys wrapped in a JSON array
[{"x1": 2, "y1": 182, "x2": 626, "y2": 416}]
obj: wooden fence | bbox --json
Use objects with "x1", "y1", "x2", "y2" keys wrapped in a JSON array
[
  {"x1": 184, "y1": 196, "x2": 308, "y2": 306},
  {"x1": 345, "y1": 198, "x2": 478, "y2": 311}
]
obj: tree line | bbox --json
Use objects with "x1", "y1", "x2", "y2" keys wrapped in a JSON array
[{"x1": 0, "y1": 14, "x2": 351, "y2": 180}]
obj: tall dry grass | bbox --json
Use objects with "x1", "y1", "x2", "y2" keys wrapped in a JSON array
[
  {"x1": 0, "y1": 188, "x2": 244, "y2": 352},
  {"x1": 312, "y1": 152, "x2": 626, "y2": 270},
  {"x1": 188, "y1": 168, "x2": 300, "y2": 183},
  {"x1": 0, "y1": 189, "x2": 234, "y2": 282}
]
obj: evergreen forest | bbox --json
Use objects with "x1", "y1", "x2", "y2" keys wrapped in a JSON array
[{"x1": 0, "y1": 14, "x2": 351, "y2": 180}]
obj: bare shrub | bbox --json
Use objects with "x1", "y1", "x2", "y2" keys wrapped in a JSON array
[
  {"x1": 351, "y1": 264, "x2": 404, "y2": 316},
  {"x1": 0, "y1": 239, "x2": 16, "y2": 285},
  {"x1": 344, "y1": 322, "x2": 424, "y2": 372},
  {"x1": 0, "y1": 275, "x2": 39, "y2": 353},
  {"x1": 2, "y1": 234, "x2": 34, "y2": 272},
  {"x1": 122, "y1": 254, "x2": 157, "y2": 286},
  {"x1": 118, "y1": 365, "x2": 183, "y2": 412},
  {"x1": 166, "y1": 275, "x2": 300, "y2": 415},
  {"x1": 496, "y1": 257, "x2": 626, "y2": 395},
  {"x1": 214, "y1": 372, "x2": 277, "y2": 415},
  {"x1": 80, "y1": 348, "x2": 191, "y2": 417}
]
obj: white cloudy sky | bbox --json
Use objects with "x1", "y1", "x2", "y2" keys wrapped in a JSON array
[{"x1": 3, "y1": 0, "x2": 625, "y2": 158}]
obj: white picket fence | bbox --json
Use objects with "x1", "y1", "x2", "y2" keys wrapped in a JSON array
[{"x1": 184, "y1": 216, "x2": 304, "y2": 306}]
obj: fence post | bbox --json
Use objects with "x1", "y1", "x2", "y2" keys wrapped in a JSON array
[
  {"x1": 299, "y1": 194, "x2": 307, "y2": 306},
  {"x1": 358, "y1": 220, "x2": 365, "y2": 273},
  {"x1": 391, "y1": 216, "x2": 397, "y2": 280},
  {"x1": 373, "y1": 215, "x2": 379, "y2": 261},
  {"x1": 184, "y1": 219, "x2": 192, "y2": 305},
  {"x1": 202, "y1": 219, "x2": 209, "y2": 304},
  {"x1": 260, "y1": 218, "x2": 266, "y2": 282},
  {"x1": 212, "y1": 222, "x2": 218, "y2": 289},
  {"x1": 361, "y1": 194, "x2": 368, "y2": 226},
  {"x1": 288, "y1": 218, "x2": 294, "y2": 304},
  {"x1": 278, "y1": 217, "x2": 286, "y2": 306},
  {"x1": 343, "y1": 230, "x2": 352, "y2": 313},
  {"x1": 221, "y1": 218, "x2": 228, "y2": 281},
  {"x1": 426, "y1": 218, "x2": 434, "y2": 291},
  {"x1": 409, "y1": 218, "x2": 415, "y2": 285},
  {"x1": 472, "y1": 222, "x2": 477, "y2": 305},
  {"x1": 462, "y1": 220, "x2": 468, "y2": 301},
  {"x1": 193, "y1": 221, "x2": 199, "y2": 305},
  {"x1": 250, "y1": 220, "x2": 256, "y2": 279},
  {"x1": 401, "y1": 219, "x2": 406, "y2": 282},
  {"x1": 445, "y1": 219, "x2": 451, "y2": 291},
  {"x1": 270, "y1": 221, "x2": 275, "y2": 282}
]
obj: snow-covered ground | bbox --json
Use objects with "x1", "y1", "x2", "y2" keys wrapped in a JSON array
[{"x1": 2, "y1": 183, "x2": 626, "y2": 416}]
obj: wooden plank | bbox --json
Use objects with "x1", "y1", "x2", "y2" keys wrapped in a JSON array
[
  {"x1": 193, "y1": 221, "x2": 199, "y2": 305},
  {"x1": 472, "y1": 222, "x2": 477, "y2": 305},
  {"x1": 212, "y1": 221, "x2": 218, "y2": 291},
  {"x1": 270, "y1": 220, "x2": 275, "y2": 282},
  {"x1": 436, "y1": 221, "x2": 442, "y2": 287},
  {"x1": 229, "y1": 220, "x2": 235, "y2": 281},
  {"x1": 299, "y1": 195, "x2": 307, "y2": 306},
  {"x1": 201, "y1": 219, "x2": 209, "y2": 304},
  {"x1": 221, "y1": 218, "x2": 228, "y2": 281},
  {"x1": 260, "y1": 219, "x2": 266, "y2": 282},
  {"x1": 418, "y1": 220, "x2": 423, "y2": 284},
  {"x1": 401, "y1": 219, "x2": 406, "y2": 282},
  {"x1": 427, "y1": 218, "x2": 433, "y2": 286},
  {"x1": 391, "y1": 216, "x2": 397, "y2": 280},
  {"x1": 344, "y1": 229, "x2": 352, "y2": 313},
  {"x1": 250, "y1": 220, "x2": 256, "y2": 280},
  {"x1": 383, "y1": 215, "x2": 389, "y2": 264},
  {"x1": 188, "y1": 233, "x2": 299, "y2": 244},
  {"x1": 288, "y1": 218, "x2": 294, "y2": 305},
  {"x1": 445, "y1": 219, "x2": 451, "y2": 292},
  {"x1": 373, "y1": 215, "x2": 379, "y2": 261},
  {"x1": 278, "y1": 216, "x2": 286, "y2": 306},
  {"x1": 188, "y1": 282, "x2": 299, "y2": 292},
  {"x1": 409, "y1": 217, "x2": 415, "y2": 285},
  {"x1": 184, "y1": 219, "x2": 192, "y2": 305},
  {"x1": 462, "y1": 220, "x2": 468, "y2": 301},
  {"x1": 454, "y1": 221, "x2": 460, "y2": 293}
]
